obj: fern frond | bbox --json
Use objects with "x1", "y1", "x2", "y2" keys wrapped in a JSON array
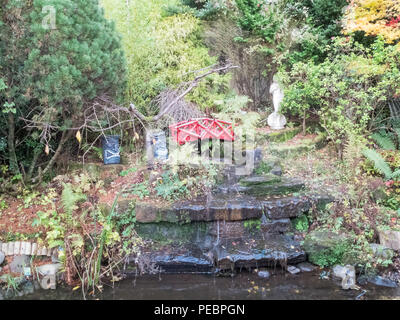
[
  {"x1": 362, "y1": 148, "x2": 393, "y2": 180},
  {"x1": 371, "y1": 132, "x2": 396, "y2": 150},
  {"x1": 392, "y1": 169, "x2": 400, "y2": 179},
  {"x1": 61, "y1": 183, "x2": 87, "y2": 215}
]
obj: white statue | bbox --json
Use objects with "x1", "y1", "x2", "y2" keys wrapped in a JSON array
[{"x1": 267, "y1": 76, "x2": 287, "y2": 130}]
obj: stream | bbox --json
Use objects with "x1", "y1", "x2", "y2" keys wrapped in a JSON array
[{"x1": 11, "y1": 272, "x2": 400, "y2": 300}]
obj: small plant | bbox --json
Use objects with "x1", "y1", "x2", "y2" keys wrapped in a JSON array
[
  {"x1": 119, "y1": 167, "x2": 137, "y2": 177},
  {"x1": 155, "y1": 171, "x2": 189, "y2": 201},
  {"x1": 0, "y1": 274, "x2": 23, "y2": 293},
  {"x1": 363, "y1": 129, "x2": 400, "y2": 180},
  {"x1": 244, "y1": 219, "x2": 261, "y2": 234},
  {"x1": 292, "y1": 215, "x2": 309, "y2": 232},
  {"x1": 309, "y1": 241, "x2": 351, "y2": 268},
  {"x1": 129, "y1": 182, "x2": 150, "y2": 199}
]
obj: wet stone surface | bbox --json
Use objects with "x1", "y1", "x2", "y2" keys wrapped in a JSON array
[
  {"x1": 209, "y1": 234, "x2": 306, "y2": 271},
  {"x1": 132, "y1": 193, "x2": 331, "y2": 224}
]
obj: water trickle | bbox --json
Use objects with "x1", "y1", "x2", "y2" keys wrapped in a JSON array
[{"x1": 216, "y1": 220, "x2": 220, "y2": 245}]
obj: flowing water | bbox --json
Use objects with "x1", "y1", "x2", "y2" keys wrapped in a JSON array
[{"x1": 11, "y1": 272, "x2": 400, "y2": 300}]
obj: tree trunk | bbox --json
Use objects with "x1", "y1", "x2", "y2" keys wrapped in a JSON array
[
  {"x1": 302, "y1": 111, "x2": 306, "y2": 136},
  {"x1": 32, "y1": 130, "x2": 73, "y2": 184},
  {"x1": 7, "y1": 112, "x2": 20, "y2": 174},
  {"x1": 26, "y1": 147, "x2": 41, "y2": 182}
]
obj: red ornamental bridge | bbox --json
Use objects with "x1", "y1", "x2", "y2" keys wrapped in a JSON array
[{"x1": 169, "y1": 118, "x2": 235, "y2": 145}]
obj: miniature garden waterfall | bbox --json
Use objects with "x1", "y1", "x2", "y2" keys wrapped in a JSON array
[
  {"x1": 114, "y1": 79, "x2": 332, "y2": 276},
  {"x1": 118, "y1": 145, "x2": 332, "y2": 275}
]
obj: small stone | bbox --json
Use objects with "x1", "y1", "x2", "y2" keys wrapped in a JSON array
[
  {"x1": 341, "y1": 274, "x2": 357, "y2": 290},
  {"x1": 287, "y1": 266, "x2": 300, "y2": 274},
  {"x1": 368, "y1": 276, "x2": 398, "y2": 288},
  {"x1": 24, "y1": 242, "x2": 32, "y2": 256},
  {"x1": 20, "y1": 242, "x2": 26, "y2": 255},
  {"x1": 0, "y1": 251, "x2": 4, "y2": 265},
  {"x1": 297, "y1": 262, "x2": 315, "y2": 272},
  {"x1": 332, "y1": 265, "x2": 357, "y2": 290},
  {"x1": 258, "y1": 270, "x2": 271, "y2": 279},
  {"x1": 40, "y1": 274, "x2": 56, "y2": 290},
  {"x1": 1, "y1": 243, "x2": 7, "y2": 255},
  {"x1": 270, "y1": 166, "x2": 283, "y2": 176},
  {"x1": 332, "y1": 265, "x2": 348, "y2": 279},
  {"x1": 7, "y1": 242, "x2": 14, "y2": 256},
  {"x1": 31, "y1": 243, "x2": 38, "y2": 256},
  {"x1": 379, "y1": 230, "x2": 400, "y2": 251},
  {"x1": 9, "y1": 255, "x2": 30, "y2": 274},
  {"x1": 36, "y1": 263, "x2": 61, "y2": 276},
  {"x1": 14, "y1": 241, "x2": 21, "y2": 255}
]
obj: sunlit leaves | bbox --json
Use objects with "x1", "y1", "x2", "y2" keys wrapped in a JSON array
[{"x1": 344, "y1": 0, "x2": 400, "y2": 43}]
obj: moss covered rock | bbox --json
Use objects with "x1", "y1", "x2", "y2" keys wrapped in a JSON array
[{"x1": 303, "y1": 229, "x2": 352, "y2": 267}]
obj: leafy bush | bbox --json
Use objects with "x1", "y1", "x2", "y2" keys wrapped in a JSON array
[
  {"x1": 0, "y1": 0, "x2": 126, "y2": 184},
  {"x1": 292, "y1": 214, "x2": 309, "y2": 232},
  {"x1": 155, "y1": 171, "x2": 189, "y2": 201},
  {"x1": 280, "y1": 37, "x2": 400, "y2": 158},
  {"x1": 309, "y1": 241, "x2": 351, "y2": 268},
  {"x1": 101, "y1": 0, "x2": 231, "y2": 115},
  {"x1": 165, "y1": 0, "x2": 229, "y2": 20}
]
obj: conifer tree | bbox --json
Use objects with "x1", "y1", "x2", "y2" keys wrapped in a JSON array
[{"x1": 0, "y1": 0, "x2": 126, "y2": 183}]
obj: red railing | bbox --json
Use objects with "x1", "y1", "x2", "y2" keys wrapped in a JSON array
[{"x1": 169, "y1": 118, "x2": 235, "y2": 145}]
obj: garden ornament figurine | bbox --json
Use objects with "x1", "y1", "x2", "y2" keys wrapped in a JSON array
[{"x1": 267, "y1": 75, "x2": 287, "y2": 130}]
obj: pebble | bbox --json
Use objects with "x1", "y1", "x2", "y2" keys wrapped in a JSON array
[
  {"x1": 0, "y1": 251, "x2": 4, "y2": 265},
  {"x1": 258, "y1": 270, "x2": 271, "y2": 279},
  {"x1": 297, "y1": 262, "x2": 315, "y2": 272},
  {"x1": 287, "y1": 266, "x2": 301, "y2": 274}
]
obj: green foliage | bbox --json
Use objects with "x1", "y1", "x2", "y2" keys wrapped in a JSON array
[
  {"x1": 284, "y1": 0, "x2": 348, "y2": 64},
  {"x1": 235, "y1": 0, "x2": 283, "y2": 45},
  {"x1": 362, "y1": 148, "x2": 393, "y2": 180},
  {"x1": 111, "y1": 201, "x2": 137, "y2": 238},
  {"x1": 309, "y1": 240, "x2": 351, "y2": 268},
  {"x1": 280, "y1": 37, "x2": 400, "y2": 157},
  {"x1": 129, "y1": 182, "x2": 151, "y2": 200},
  {"x1": 292, "y1": 214, "x2": 309, "y2": 232},
  {"x1": 0, "y1": 274, "x2": 24, "y2": 293},
  {"x1": 254, "y1": 161, "x2": 273, "y2": 175},
  {"x1": 0, "y1": 0, "x2": 127, "y2": 181},
  {"x1": 155, "y1": 171, "x2": 189, "y2": 201},
  {"x1": 101, "y1": 0, "x2": 230, "y2": 115},
  {"x1": 61, "y1": 183, "x2": 87, "y2": 216},
  {"x1": 243, "y1": 219, "x2": 261, "y2": 233},
  {"x1": 119, "y1": 167, "x2": 138, "y2": 177},
  {"x1": 371, "y1": 131, "x2": 397, "y2": 150},
  {"x1": 165, "y1": 0, "x2": 229, "y2": 20}
]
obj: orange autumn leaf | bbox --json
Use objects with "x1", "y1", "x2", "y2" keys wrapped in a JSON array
[{"x1": 343, "y1": 0, "x2": 400, "y2": 43}]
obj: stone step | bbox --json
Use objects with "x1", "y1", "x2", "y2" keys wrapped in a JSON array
[
  {"x1": 126, "y1": 234, "x2": 306, "y2": 274},
  {"x1": 208, "y1": 234, "x2": 306, "y2": 271},
  {"x1": 215, "y1": 177, "x2": 305, "y2": 196},
  {"x1": 239, "y1": 174, "x2": 282, "y2": 186},
  {"x1": 135, "y1": 196, "x2": 311, "y2": 224},
  {"x1": 114, "y1": 193, "x2": 332, "y2": 225},
  {"x1": 127, "y1": 245, "x2": 214, "y2": 274}
]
